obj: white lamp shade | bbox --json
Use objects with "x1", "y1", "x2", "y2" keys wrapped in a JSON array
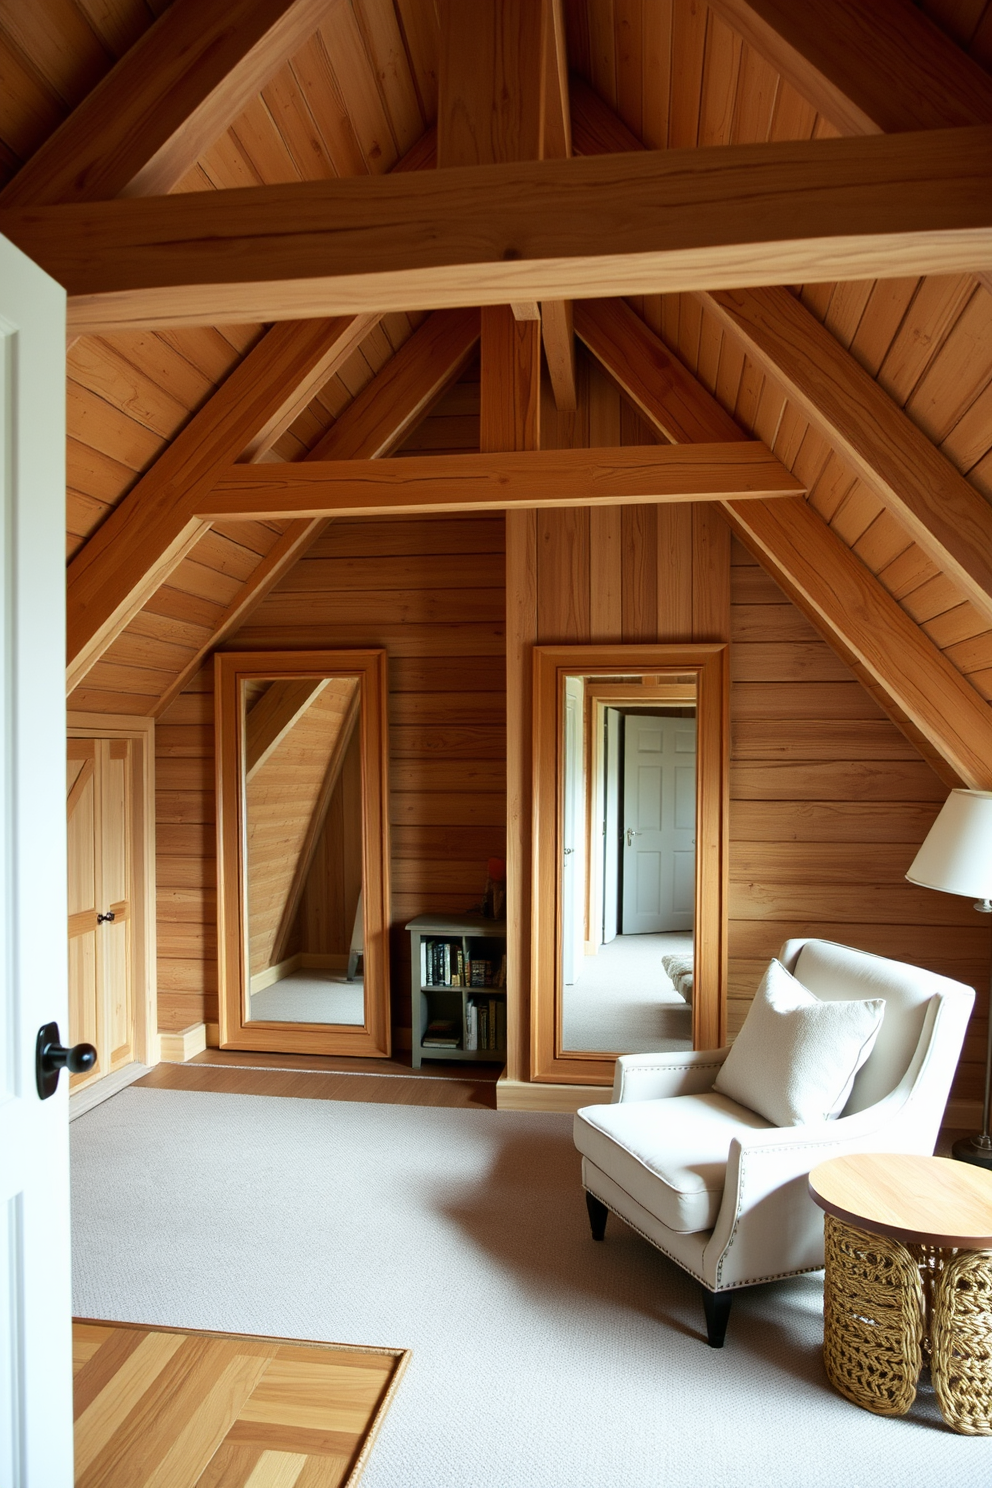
[{"x1": 906, "y1": 789, "x2": 992, "y2": 899}]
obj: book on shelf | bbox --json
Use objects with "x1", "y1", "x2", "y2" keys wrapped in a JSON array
[
  {"x1": 465, "y1": 1000, "x2": 479, "y2": 1051},
  {"x1": 422, "y1": 1017, "x2": 460, "y2": 1049},
  {"x1": 421, "y1": 938, "x2": 467, "y2": 988}
]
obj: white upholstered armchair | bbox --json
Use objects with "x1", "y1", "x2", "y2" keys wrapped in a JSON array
[{"x1": 573, "y1": 939, "x2": 975, "y2": 1346}]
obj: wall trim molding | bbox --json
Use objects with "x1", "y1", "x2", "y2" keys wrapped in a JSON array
[
  {"x1": 159, "y1": 1023, "x2": 208, "y2": 1063},
  {"x1": 69, "y1": 1061, "x2": 149, "y2": 1121},
  {"x1": 496, "y1": 1076, "x2": 612, "y2": 1113}
]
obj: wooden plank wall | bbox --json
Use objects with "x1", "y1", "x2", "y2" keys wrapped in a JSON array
[{"x1": 155, "y1": 512, "x2": 507, "y2": 1036}]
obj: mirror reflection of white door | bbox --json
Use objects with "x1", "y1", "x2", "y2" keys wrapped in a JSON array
[
  {"x1": 621, "y1": 713, "x2": 696, "y2": 934},
  {"x1": 0, "y1": 236, "x2": 74, "y2": 1482},
  {"x1": 602, "y1": 707, "x2": 621, "y2": 944},
  {"x1": 561, "y1": 676, "x2": 585, "y2": 985}
]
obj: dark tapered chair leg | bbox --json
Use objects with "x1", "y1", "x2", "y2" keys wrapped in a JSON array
[
  {"x1": 702, "y1": 1287, "x2": 733, "y2": 1348},
  {"x1": 585, "y1": 1192, "x2": 608, "y2": 1240}
]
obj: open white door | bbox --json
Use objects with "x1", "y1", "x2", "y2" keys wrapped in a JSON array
[
  {"x1": 621, "y1": 713, "x2": 696, "y2": 934},
  {"x1": 0, "y1": 236, "x2": 73, "y2": 1484},
  {"x1": 602, "y1": 708, "x2": 620, "y2": 944}
]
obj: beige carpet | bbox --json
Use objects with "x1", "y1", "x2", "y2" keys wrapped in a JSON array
[
  {"x1": 70, "y1": 1089, "x2": 987, "y2": 1488},
  {"x1": 562, "y1": 931, "x2": 693, "y2": 1052}
]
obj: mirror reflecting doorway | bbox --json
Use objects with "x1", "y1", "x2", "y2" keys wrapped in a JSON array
[{"x1": 560, "y1": 674, "x2": 696, "y2": 1056}]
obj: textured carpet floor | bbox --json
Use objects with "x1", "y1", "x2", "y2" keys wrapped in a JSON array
[
  {"x1": 562, "y1": 932, "x2": 693, "y2": 1053},
  {"x1": 71, "y1": 1089, "x2": 990, "y2": 1488}
]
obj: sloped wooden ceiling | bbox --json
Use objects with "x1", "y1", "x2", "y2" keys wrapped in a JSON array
[{"x1": 2, "y1": 0, "x2": 992, "y2": 791}]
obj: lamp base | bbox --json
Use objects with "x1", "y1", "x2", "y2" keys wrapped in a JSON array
[{"x1": 951, "y1": 1133, "x2": 992, "y2": 1170}]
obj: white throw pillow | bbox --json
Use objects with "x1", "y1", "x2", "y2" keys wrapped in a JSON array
[{"x1": 713, "y1": 958, "x2": 885, "y2": 1127}]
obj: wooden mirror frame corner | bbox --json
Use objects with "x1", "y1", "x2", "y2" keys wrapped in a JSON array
[
  {"x1": 215, "y1": 649, "x2": 391, "y2": 1057},
  {"x1": 530, "y1": 643, "x2": 729, "y2": 1085}
]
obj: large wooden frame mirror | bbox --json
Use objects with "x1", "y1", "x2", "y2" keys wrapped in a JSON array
[
  {"x1": 532, "y1": 644, "x2": 729, "y2": 1085},
  {"x1": 216, "y1": 650, "x2": 391, "y2": 1056}
]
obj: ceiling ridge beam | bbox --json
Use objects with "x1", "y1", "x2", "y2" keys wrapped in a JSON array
[
  {"x1": 0, "y1": 0, "x2": 338, "y2": 208},
  {"x1": 6, "y1": 126, "x2": 991, "y2": 335},
  {"x1": 702, "y1": 285, "x2": 992, "y2": 628}
]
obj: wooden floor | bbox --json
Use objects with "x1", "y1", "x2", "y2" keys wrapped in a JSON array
[
  {"x1": 137, "y1": 1048, "x2": 501, "y2": 1108},
  {"x1": 73, "y1": 1320, "x2": 408, "y2": 1488}
]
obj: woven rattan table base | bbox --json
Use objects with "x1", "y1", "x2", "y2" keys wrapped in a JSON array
[{"x1": 823, "y1": 1215, "x2": 992, "y2": 1434}]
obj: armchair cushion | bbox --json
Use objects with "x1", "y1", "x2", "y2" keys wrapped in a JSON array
[
  {"x1": 574, "y1": 1092, "x2": 772, "y2": 1233},
  {"x1": 713, "y1": 959, "x2": 885, "y2": 1126}
]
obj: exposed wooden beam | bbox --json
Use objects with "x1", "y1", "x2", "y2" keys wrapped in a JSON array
[
  {"x1": 481, "y1": 308, "x2": 542, "y2": 454},
  {"x1": 706, "y1": 0, "x2": 992, "y2": 296},
  {"x1": 703, "y1": 285, "x2": 992, "y2": 627},
  {"x1": 0, "y1": 0, "x2": 334, "y2": 208},
  {"x1": 203, "y1": 444, "x2": 802, "y2": 520},
  {"x1": 7, "y1": 128, "x2": 991, "y2": 335},
  {"x1": 538, "y1": 0, "x2": 577, "y2": 412},
  {"x1": 574, "y1": 298, "x2": 743, "y2": 444},
  {"x1": 65, "y1": 313, "x2": 375, "y2": 692},
  {"x1": 707, "y1": 0, "x2": 992, "y2": 136},
  {"x1": 151, "y1": 309, "x2": 480, "y2": 715},
  {"x1": 578, "y1": 290, "x2": 992, "y2": 787},
  {"x1": 246, "y1": 678, "x2": 329, "y2": 779},
  {"x1": 725, "y1": 498, "x2": 992, "y2": 790}
]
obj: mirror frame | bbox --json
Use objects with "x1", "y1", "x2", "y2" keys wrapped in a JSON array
[
  {"x1": 531, "y1": 643, "x2": 729, "y2": 1085},
  {"x1": 215, "y1": 649, "x2": 391, "y2": 1056}
]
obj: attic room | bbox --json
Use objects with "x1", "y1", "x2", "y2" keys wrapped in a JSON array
[{"x1": 3, "y1": 0, "x2": 992, "y2": 1483}]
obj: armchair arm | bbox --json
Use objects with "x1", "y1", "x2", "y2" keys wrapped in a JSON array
[
  {"x1": 702, "y1": 1091, "x2": 919, "y2": 1290},
  {"x1": 613, "y1": 1047, "x2": 730, "y2": 1103}
]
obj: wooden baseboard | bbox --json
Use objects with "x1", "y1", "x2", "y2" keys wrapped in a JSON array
[
  {"x1": 944, "y1": 1098, "x2": 983, "y2": 1128},
  {"x1": 69, "y1": 1061, "x2": 149, "y2": 1120},
  {"x1": 496, "y1": 1076, "x2": 612, "y2": 1113},
  {"x1": 159, "y1": 1023, "x2": 208, "y2": 1063}
]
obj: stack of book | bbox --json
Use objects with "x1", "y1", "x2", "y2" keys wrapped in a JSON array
[
  {"x1": 420, "y1": 940, "x2": 507, "y2": 990},
  {"x1": 422, "y1": 1018, "x2": 461, "y2": 1049}
]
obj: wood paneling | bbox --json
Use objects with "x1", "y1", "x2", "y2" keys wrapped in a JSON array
[{"x1": 156, "y1": 514, "x2": 506, "y2": 1036}]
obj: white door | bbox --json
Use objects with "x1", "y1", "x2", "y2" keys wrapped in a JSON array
[
  {"x1": 561, "y1": 676, "x2": 585, "y2": 985},
  {"x1": 0, "y1": 236, "x2": 74, "y2": 1484},
  {"x1": 621, "y1": 713, "x2": 696, "y2": 934},
  {"x1": 602, "y1": 708, "x2": 620, "y2": 944}
]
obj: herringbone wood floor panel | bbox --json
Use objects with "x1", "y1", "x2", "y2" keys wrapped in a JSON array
[{"x1": 72, "y1": 1320, "x2": 409, "y2": 1487}]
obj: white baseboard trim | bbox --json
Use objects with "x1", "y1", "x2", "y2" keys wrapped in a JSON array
[
  {"x1": 70, "y1": 1062, "x2": 149, "y2": 1121},
  {"x1": 159, "y1": 1023, "x2": 208, "y2": 1063},
  {"x1": 496, "y1": 1077, "x2": 612, "y2": 1113}
]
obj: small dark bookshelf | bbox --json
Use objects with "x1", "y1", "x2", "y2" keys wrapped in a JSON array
[{"x1": 406, "y1": 913, "x2": 507, "y2": 1067}]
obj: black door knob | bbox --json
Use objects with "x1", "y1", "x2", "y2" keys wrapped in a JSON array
[{"x1": 35, "y1": 1022, "x2": 97, "y2": 1100}]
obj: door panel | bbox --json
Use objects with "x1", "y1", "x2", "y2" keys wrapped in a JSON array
[
  {"x1": 621, "y1": 713, "x2": 697, "y2": 934},
  {"x1": 67, "y1": 737, "x2": 134, "y2": 1088}
]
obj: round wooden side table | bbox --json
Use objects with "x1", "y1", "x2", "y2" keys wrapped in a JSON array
[{"x1": 808, "y1": 1152, "x2": 992, "y2": 1434}]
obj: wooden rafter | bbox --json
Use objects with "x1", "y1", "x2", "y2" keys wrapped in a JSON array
[
  {"x1": 65, "y1": 313, "x2": 376, "y2": 693},
  {"x1": 725, "y1": 498, "x2": 992, "y2": 790},
  {"x1": 707, "y1": 0, "x2": 992, "y2": 135},
  {"x1": 6, "y1": 126, "x2": 991, "y2": 335},
  {"x1": 0, "y1": 0, "x2": 336, "y2": 208},
  {"x1": 149, "y1": 308, "x2": 482, "y2": 716},
  {"x1": 703, "y1": 286, "x2": 992, "y2": 627},
  {"x1": 706, "y1": 0, "x2": 992, "y2": 297},
  {"x1": 204, "y1": 444, "x2": 801, "y2": 519},
  {"x1": 579, "y1": 291, "x2": 992, "y2": 788},
  {"x1": 246, "y1": 679, "x2": 329, "y2": 779}
]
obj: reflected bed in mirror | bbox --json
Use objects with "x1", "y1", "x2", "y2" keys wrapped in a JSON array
[
  {"x1": 532, "y1": 645, "x2": 729, "y2": 1086},
  {"x1": 216, "y1": 651, "x2": 391, "y2": 1057},
  {"x1": 560, "y1": 673, "x2": 697, "y2": 1056}
]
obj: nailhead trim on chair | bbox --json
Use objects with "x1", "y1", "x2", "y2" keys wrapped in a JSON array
[{"x1": 583, "y1": 1184, "x2": 824, "y2": 1292}]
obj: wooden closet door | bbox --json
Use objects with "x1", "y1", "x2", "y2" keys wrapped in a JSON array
[
  {"x1": 67, "y1": 739, "x2": 100, "y2": 1084},
  {"x1": 66, "y1": 737, "x2": 134, "y2": 1088}
]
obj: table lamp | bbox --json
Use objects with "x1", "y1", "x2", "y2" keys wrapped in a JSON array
[{"x1": 906, "y1": 788, "x2": 992, "y2": 1169}]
